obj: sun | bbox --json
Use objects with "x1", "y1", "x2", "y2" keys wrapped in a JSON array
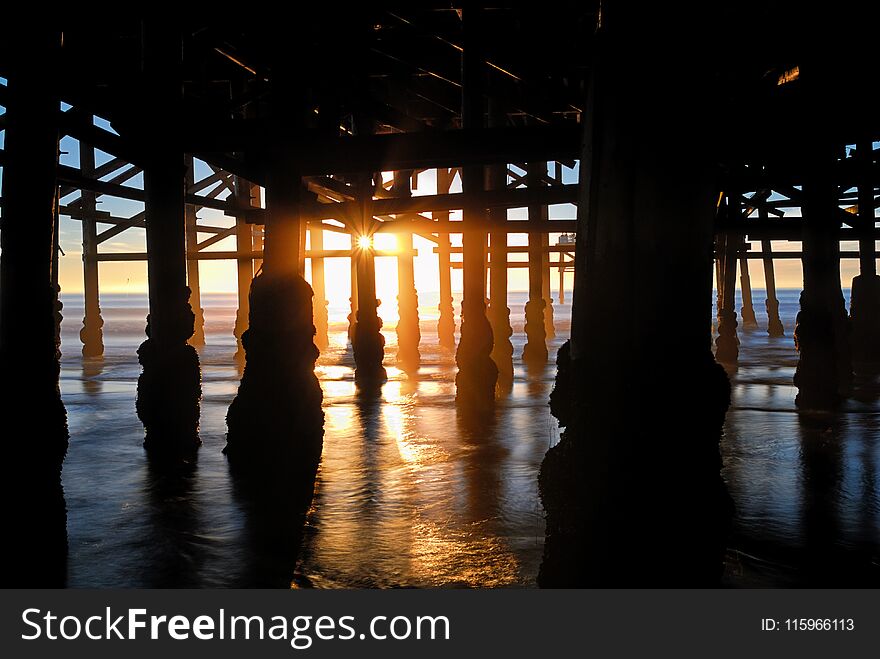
[{"x1": 356, "y1": 235, "x2": 373, "y2": 250}]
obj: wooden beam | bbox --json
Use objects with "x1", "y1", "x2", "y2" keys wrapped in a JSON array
[
  {"x1": 92, "y1": 248, "x2": 414, "y2": 262},
  {"x1": 195, "y1": 226, "x2": 236, "y2": 250},
  {"x1": 435, "y1": 244, "x2": 579, "y2": 254},
  {"x1": 293, "y1": 184, "x2": 578, "y2": 224},
  {"x1": 96, "y1": 212, "x2": 145, "y2": 243},
  {"x1": 59, "y1": 156, "x2": 129, "y2": 197},
  {"x1": 186, "y1": 123, "x2": 581, "y2": 176},
  {"x1": 188, "y1": 169, "x2": 233, "y2": 195},
  {"x1": 56, "y1": 164, "x2": 264, "y2": 218},
  {"x1": 57, "y1": 110, "x2": 143, "y2": 167}
]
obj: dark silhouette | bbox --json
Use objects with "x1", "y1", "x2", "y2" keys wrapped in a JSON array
[
  {"x1": 136, "y1": 288, "x2": 202, "y2": 455},
  {"x1": 548, "y1": 340, "x2": 571, "y2": 428},
  {"x1": 1, "y1": 4, "x2": 878, "y2": 590},
  {"x1": 539, "y1": 6, "x2": 735, "y2": 586}
]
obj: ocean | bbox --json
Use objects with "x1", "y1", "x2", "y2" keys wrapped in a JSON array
[{"x1": 55, "y1": 288, "x2": 880, "y2": 586}]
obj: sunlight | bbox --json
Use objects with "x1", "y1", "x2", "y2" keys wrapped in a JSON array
[{"x1": 356, "y1": 235, "x2": 373, "y2": 250}]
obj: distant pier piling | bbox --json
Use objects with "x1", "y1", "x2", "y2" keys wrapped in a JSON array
[
  {"x1": 78, "y1": 140, "x2": 105, "y2": 358},
  {"x1": 523, "y1": 160, "x2": 549, "y2": 364},
  {"x1": 233, "y1": 176, "x2": 255, "y2": 361},
  {"x1": 136, "y1": 22, "x2": 201, "y2": 455},
  {"x1": 715, "y1": 202, "x2": 740, "y2": 364},
  {"x1": 487, "y1": 99, "x2": 514, "y2": 385},
  {"x1": 436, "y1": 167, "x2": 457, "y2": 350},
  {"x1": 310, "y1": 224, "x2": 330, "y2": 350},
  {"x1": 739, "y1": 245, "x2": 758, "y2": 329},
  {"x1": 761, "y1": 230, "x2": 785, "y2": 337},
  {"x1": 794, "y1": 143, "x2": 852, "y2": 409},
  {"x1": 393, "y1": 170, "x2": 421, "y2": 373},
  {"x1": 455, "y1": 6, "x2": 498, "y2": 408},
  {"x1": 184, "y1": 154, "x2": 206, "y2": 347},
  {"x1": 352, "y1": 174, "x2": 387, "y2": 386},
  {"x1": 849, "y1": 138, "x2": 880, "y2": 367}
]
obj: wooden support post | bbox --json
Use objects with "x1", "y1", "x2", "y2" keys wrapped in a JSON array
[
  {"x1": 184, "y1": 155, "x2": 206, "y2": 346},
  {"x1": 715, "y1": 198, "x2": 740, "y2": 364},
  {"x1": 136, "y1": 21, "x2": 201, "y2": 454},
  {"x1": 252, "y1": 219, "x2": 264, "y2": 274},
  {"x1": 857, "y1": 140, "x2": 877, "y2": 281},
  {"x1": 0, "y1": 28, "x2": 68, "y2": 586},
  {"x1": 849, "y1": 139, "x2": 880, "y2": 366},
  {"x1": 233, "y1": 176, "x2": 255, "y2": 360},
  {"x1": 455, "y1": 6, "x2": 498, "y2": 408},
  {"x1": 393, "y1": 171, "x2": 421, "y2": 372},
  {"x1": 794, "y1": 143, "x2": 852, "y2": 408},
  {"x1": 714, "y1": 247, "x2": 723, "y2": 321},
  {"x1": 487, "y1": 99, "x2": 513, "y2": 385},
  {"x1": 539, "y1": 7, "x2": 731, "y2": 586},
  {"x1": 761, "y1": 214, "x2": 784, "y2": 337},
  {"x1": 310, "y1": 225, "x2": 330, "y2": 350},
  {"x1": 523, "y1": 161, "x2": 548, "y2": 364},
  {"x1": 558, "y1": 259, "x2": 566, "y2": 305},
  {"x1": 738, "y1": 241, "x2": 758, "y2": 329},
  {"x1": 79, "y1": 140, "x2": 105, "y2": 357},
  {"x1": 542, "y1": 230, "x2": 556, "y2": 339},
  {"x1": 52, "y1": 187, "x2": 62, "y2": 359},
  {"x1": 225, "y1": 29, "x2": 324, "y2": 478},
  {"x1": 348, "y1": 256, "x2": 359, "y2": 340},
  {"x1": 436, "y1": 168, "x2": 456, "y2": 349},
  {"x1": 352, "y1": 174, "x2": 387, "y2": 385}
]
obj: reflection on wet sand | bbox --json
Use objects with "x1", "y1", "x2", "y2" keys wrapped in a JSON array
[
  {"x1": 720, "y1": 297, "x2": 880, "y2": 586},
  {"x1": 142, "y1": 455, "x2": 203, "y2": 587},
  {"x1": 53, "y1": 291, "x2": 880, "y2": 587},
  {"x1": 298, "y1": 340, "x2": 547, "y2": 588},
  {"x1": 81, "y1": 357, "x2": 104, "y2": 395}
]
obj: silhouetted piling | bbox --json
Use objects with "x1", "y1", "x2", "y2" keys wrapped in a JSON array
[
  {"x1": 225, "y1": 37, "x2": 324, "y2": 480},
  {"x1": 310, "y1": 226, "x2": 330, "y2": 350},
  {"x1": 488, "y1": 226, "x2": 515, "y2": 386},
  {"x1": 226, "y1": 270, "x2": 324, "y2": 469},
  {"x1": 794, "y1": 143, "x2": 852, "y2": 409},
  {"x1": 523, "y1": 161, "x2": 549, "y2": 364},
  {"x1": 455, "y1": 7, "x2": 497, "y2": 408},
  {"x1": 348, "y1": 260, "x2": 359, "y2": 341},
  {"x1": 487, "y1": 99, "x2": 514, "y2": 385},
  {"x1": 0, "y1": 29, "x2": 69, "y2": 585},
  {"x1": 761, "y1": 232, "x2": 785, "y2": 337},
  {"x1": 715, "y1": 228, "x2": 740, "y2": 364},
  {"x1": 352, "y1": 176, "x2": 387, "y2": 386},
  {"x1": 540, "y1": 10, "x2": 732, "y2": 586},
  {"x1": 739, "y1": 249, "x2": 758, "y2": 329},
  {"x1": 136, "y1": 289, "x2": 202, "y2": 454},
  {"x1": 225, "y1": 192, "x2": 323, "y2": 478},
  {"x1": 184, "y1": 155, "x2": 206, "y2": 347},
  {"x1": 548, "y1": 339, "x2": 572, "y2": 427},
  {"x1": 849, "y1": 139, "x2": 880, "y2": 368},
  {"x1": 136, "y1": 22, "x2": 201, "y2": 455},
  {"x1": 436, "y1": 168, "x2": 457, "y2": 350},
  {"x1": 393, "y1": 171, "x2": 421, "y2": 372},
  {"x1": 78, "y1": 141, "x2": 105, "y2": 357},
  {"x1": 542, "y1": 231, "x2": 556, "y2": 339},
  {"x1": 233, "y1": 176, "x2": 256, "y2": 361},
  {"x1": 455, "y1": 246, "x2": 497, "y2": 409}
]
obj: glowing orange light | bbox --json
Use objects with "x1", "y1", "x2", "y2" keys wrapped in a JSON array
[
  {"x1": 777, "y1": 66, "x2": 799, "y2": 86},
  {"x1": 357, "y1": 235, "x2": 373, "y2": 249}
]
